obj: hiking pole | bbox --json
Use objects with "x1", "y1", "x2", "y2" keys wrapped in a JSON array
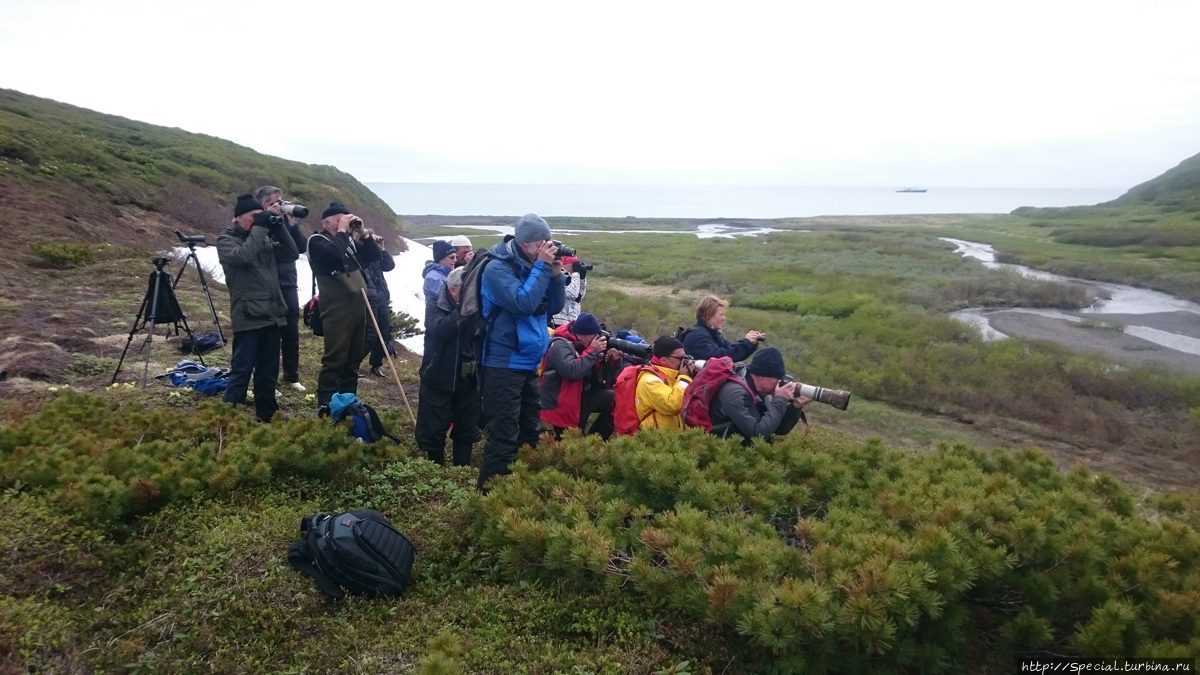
[{"x1": 361, "y1": 289, "x2": 416, "y2": 427}]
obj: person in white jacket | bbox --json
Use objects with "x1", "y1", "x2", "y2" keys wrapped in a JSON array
[{"x1": 551, "y1": 255, "x2": 587, "y2": 327}]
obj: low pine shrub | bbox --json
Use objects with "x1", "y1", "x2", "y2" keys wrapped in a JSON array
[
  {"x1": 0, "y1": 392, "x2": 405, "y2": 526},
  {"x1": 29, "y1": 242, "x2": 95, "y2": 268},
  {"x1": 473, "y1": 430, "x2": 1200, "y2": 671}
]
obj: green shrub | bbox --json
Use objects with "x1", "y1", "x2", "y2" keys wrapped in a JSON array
[
  {"x1": 0, "y1": 392, "x2": 404, "y2": 526},
  {"x1": 30, "y1": 242, "x2": 95, "y2": 268},
  {"x1": 474, "y1": 431, "x2": 1200, "y2": 669}
]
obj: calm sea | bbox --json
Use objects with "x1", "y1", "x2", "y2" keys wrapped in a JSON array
[{"x1": 367, "y1": 183, "x2": 1125, "y2": 219}]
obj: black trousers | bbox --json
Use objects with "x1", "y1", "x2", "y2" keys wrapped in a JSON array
[
  {"x1": 477, "y1": 367, "x2": 541, "y2": 490},
  {"x1": 557, "y1": 387, "x2": 615, "y2": 440},
  {"x1": 222, "y1": 325, "x2": 281, "y2": 422},
  {"x1": 280, "y1": 302, "x2": 301, "y2": 383},
  {"x1": 415, "y1": 377, "x2": 481, "y2": 466},
  {"x1": 365, "y1": 300, "x2": 393, "y2": 369}
]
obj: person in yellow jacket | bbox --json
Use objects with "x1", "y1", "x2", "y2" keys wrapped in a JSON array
[{"x1": 635, "y1": 336, "x2": 700, "y2": 429}]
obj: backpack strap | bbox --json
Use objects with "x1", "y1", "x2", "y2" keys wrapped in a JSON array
[
  {"x1": 287, "y1": 514, "x2": 346, "y2": 599},
  {"x1": 712, "y1": 374, "x2": 757, "y2": 439}
]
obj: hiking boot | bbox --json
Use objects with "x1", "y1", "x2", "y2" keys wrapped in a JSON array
[
  {"x1": 317, "y1": 404, "x2": 331, "y2": 419},
  {"x1": 289, "y1": 381, "x2": 307, "y2": 392},
  {"x1": 370, "y1": 366, "x2": 386, "y2": 378}
]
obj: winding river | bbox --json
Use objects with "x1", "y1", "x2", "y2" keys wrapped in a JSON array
[{"x1": 942, "y1": 238, "x2": 1200, "y2": 371}]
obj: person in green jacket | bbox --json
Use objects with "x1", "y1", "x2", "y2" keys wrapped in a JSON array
[
  {"x1": 306, "y1": 202, "x2": 382, "y2": 415},
  {"x1": 216, "y1": 193, "x2": 300, "y2": 422}
]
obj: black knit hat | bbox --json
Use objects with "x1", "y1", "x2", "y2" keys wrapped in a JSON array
[
  {"x1": 653, "y1": 335, "x2": 684, "y2": 358},
  {"x1": 432, "y1": 240, "x2": 454, "y2": 262},
  {"x1": 746, "y1": 347, "x2": 786, "y2": 379},
  {"x1": 233, "y1": 193, "x2": 263, "y2": 217},
  {"x1": 321, "y1": 202, "x2": 351, "y2": 220}
]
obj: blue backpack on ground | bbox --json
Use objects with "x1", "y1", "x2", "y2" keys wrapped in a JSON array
[
  {"x1": 155, "y1": 361, "x2": 229, "y2": 395},
  {"x1": 329, "y1": 393, "x2": 399, "y2": 443},
  {"x1": 287, "y1": 509, "x2": 416, "y2": 599}
]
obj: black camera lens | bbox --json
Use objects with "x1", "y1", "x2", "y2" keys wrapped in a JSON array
[{"x1": 551, "y1": 240, "x2": 576, "y2": 258}]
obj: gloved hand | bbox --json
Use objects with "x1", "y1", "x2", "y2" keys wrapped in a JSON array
[{"x1": 252, "y1": 211, "x2": 279, "y2": 229}]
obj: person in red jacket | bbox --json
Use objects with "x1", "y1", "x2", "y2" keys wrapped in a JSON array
[{"x1": 538, "y1": 312, "x2": 622, "y2": 439}]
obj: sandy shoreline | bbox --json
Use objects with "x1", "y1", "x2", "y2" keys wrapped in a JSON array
[{"x1": 986, "y1": 309, "x2": 1200, "y2": 376}]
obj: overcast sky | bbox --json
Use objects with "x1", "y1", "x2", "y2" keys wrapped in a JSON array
[{"x1": 3, "y1": 0, "x2": 1198, "y2": 188}]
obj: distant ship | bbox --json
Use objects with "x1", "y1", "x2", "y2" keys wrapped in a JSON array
[{"x1": 896, "y1": 187, "x2": 927, "y2": 193}]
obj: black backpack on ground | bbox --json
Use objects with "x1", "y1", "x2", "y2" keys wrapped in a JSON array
[
  {"x1": 287, "y1": 509, "x2": 416, "y2": 599},
  {"x1": 179, "y1": 331, "x2": 225, "y2": 355}
]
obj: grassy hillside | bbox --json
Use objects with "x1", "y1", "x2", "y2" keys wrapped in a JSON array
[
  {"x1": 0, "y1": 88, "x2": 408, "y2": 393},
  {"x1": 0, "y1": 88, "x2": 404, "y2": 253},
  {"x1": 1110, "y1": 151, "x2": 1200, "y2": 209}
]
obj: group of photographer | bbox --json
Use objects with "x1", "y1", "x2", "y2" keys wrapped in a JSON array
[
  {"x1": 409, "y1": 213, "x2": 816, "y2": 492},
  {"x1": 216, "y1": 196, "x2": 820, "y2": 485}
]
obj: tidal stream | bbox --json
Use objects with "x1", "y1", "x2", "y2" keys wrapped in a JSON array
[{"x1": 942, "y1": 238, "x2": 1200, "y2": 363}]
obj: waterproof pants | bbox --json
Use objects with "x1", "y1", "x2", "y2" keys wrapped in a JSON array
[
  {"x1": 316, "y1": 281, "x2": 367, "y2": 406},
  {"x1": 415, "y1": 376, "x2": 481, "y2": 466},
  {"x1": 477, "y1": 367, "x2": 541, "y2": 490},
  {"x1": 222, "y1": 325, "x2": 281, "y2": 422}
]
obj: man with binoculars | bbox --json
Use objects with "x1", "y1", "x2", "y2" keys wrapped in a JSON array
[
  {"x1": 255, "y1": 185, "x2": 309, "y2": 392},
  {"x1": 307, "y1": 202, "x2": 382, "y2": 415},
  {"x1": 216, "y1": 193, "x2": 300, "y2": 422}
]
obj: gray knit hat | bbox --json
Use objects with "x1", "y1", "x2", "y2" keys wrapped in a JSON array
[{"x1": 513, "y1": 213, "x2": 551, "y2": 244}]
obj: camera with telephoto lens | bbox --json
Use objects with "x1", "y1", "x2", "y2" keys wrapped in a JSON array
[
  {"x1": 600, "y1": 330, "x2": 652, "y2": 360},
  {"x1": 278, "y1": 200, "x2": 309, "y2": 218},
  {"x1": 551, "y1": 240, "x2": 576, "y2": 258},
  {"x1": 781, "y1": 375, "x2": 851, "y2": 410},
  {"x1": 174, "y1": 230, "x2": 205, "y2": 244}
]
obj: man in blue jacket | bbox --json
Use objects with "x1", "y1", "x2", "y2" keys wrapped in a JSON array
[{"x1": 476, "y1": 213, "x2": 567, "y2": 490}]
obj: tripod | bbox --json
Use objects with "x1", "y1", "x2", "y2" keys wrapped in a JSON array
[
  {"x1": 174, "y1": 239, "x2": 227, "y2": 357},
  {"x1": 112, "y1": 257, "x2": 203, "y2": 387}
]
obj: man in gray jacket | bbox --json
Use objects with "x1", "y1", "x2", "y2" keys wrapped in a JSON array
[
  {"x1": 217, "y1": 193, "x2": 300, "y2": 422},
  {"x1": 709, "y1": 347, "x2": 810, "y2": 444}
]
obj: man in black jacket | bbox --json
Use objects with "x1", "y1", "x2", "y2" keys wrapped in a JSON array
[
  {"x1": 362, "y1": 229, "x2": 396, "y2": 377},
  {"x1": 216, "y1": 193, "x2": 300, "y2": 422},
  {"x1": 255, "y1": 185, "x2": 309, "y2": 391},
  {"x1": 709, "y1": 347, "x2": 810, "y2": 444},
  {"x1": 307, "y1": 202, "x2": 381, "y2": 413},
  {"x1": 415, "y1": 267, "x2": 480, "y2": 466}
]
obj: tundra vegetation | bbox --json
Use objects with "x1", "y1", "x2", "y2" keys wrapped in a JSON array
[{"x1": 3, "y1": 89, "x2": 1200, "y2": 672}]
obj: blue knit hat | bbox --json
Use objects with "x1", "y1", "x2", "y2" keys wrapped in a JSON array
[{"x1": 573, "y1": 313, "x2": 601, "y2": 335}]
